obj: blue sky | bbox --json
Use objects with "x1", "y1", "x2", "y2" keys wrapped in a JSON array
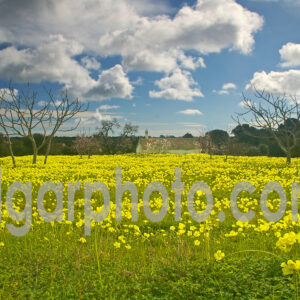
[{"x1": 1, "y1": 0, "x2": 300, "y2": 136}]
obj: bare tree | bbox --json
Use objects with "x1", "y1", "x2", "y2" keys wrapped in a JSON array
[
  {"x1": 43, "y1": 88, "x2": 88, "y2": 164},
  {"x1": 95, "y1": 119, "x2": 120, "y2": 154},
  {"x1": 120, "y1": 122, "x2": 139, "y2": 153},
  {"x1": 198, "y1": 129, "x2": 214, "y2": 159},
  {"x1": 73, "y1": 136, "x2": 86, "y2": 158},
  {"x1": 235, "y1": 88, "x2": 300, "y2": 164},
  {"x1": 0, "y1": 84, "x2": 87, "y2": 165},
  {"x1": 203, "y1": 134, "x2": 214, "y2": 158},
  {"x1": 122, "y1": 122, "x2": 138, "y2": 137},
  {"x1": 73, "y1": 135, "x2": 101, "y2": 158},
  {"x1": 0, "y1": 93, "x2": 16, "y2": 166},
  {"x1": 0, "y1": 85, "x2": 49, "y2": 165}
]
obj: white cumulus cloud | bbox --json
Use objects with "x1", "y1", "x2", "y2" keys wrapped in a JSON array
[
  {"x1": 81, "y1": 57, "x2": 101, "y2": 70},
  {"x1": 246, "y1": 69, "x2": 300, "y2": 95},
  {"x1": 0, "y1": 36, "x2": 133, "y2": 101},
  {"x1": 0, "y1": 88, "x2": 18, "y2": 101},
  {"x1": 0, "y1": 35, "x2": 85, "y2": 84},
  {"x1": 0, "y1": 0, "x2": 264, "y2": 99},
  {"x1": 149, "y1": 69, "x2": 203, "y2": 101},
  {"x1": 178, "y1": 109, "x2": 203, "y2": 115},
  {"x1": 80, "y1": 64, "x2": 133, "y2": 101},
  {"x1": 214, "y1": 82, "x2": 237, "y2": 95},
  {"x1": 222, "y1": 83, "x2": 237, "y2": 90},
  {"x1": 99, "y1": 0, "x2": 263, "y2": 72},
  {"x1": 279, "y1": 42, "x2": 300, "y2": 68}
]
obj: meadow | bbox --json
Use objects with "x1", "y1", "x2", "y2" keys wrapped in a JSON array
[{"x1": 0, "y1": 154, "x2": 299, "y2": 299}]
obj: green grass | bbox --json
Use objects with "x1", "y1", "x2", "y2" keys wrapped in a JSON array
[{"x1": 0, "y1": 223, "x2": 298, "y2": 299}]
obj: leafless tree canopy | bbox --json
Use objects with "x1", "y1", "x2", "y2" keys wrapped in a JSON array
[
  {"x1": 234, "y1": 87, "x2": 300, "y2": 163},
  {"x1": 121, "y1": 122, "x2": 138, "y2": 137},
  {"x1": 0, "y1": 83, "x2": 88, "y2": 165},
  {"x1": 94, "y1": 120, "x2": 139, "y2": 154},
  {"x1": 73, "y1": 135, "x2": 100, "y2": 158}
]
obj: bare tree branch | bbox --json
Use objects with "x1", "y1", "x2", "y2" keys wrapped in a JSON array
[
  {"x1": 0, "y1": 83, "x2": 88, "y2": 165},
  {"x1": 233, "y1": 87, "x2": 300, "y2": 163}
]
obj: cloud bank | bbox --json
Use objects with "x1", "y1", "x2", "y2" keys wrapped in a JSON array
[{"x1": 0, "y1": 0, "x2": 264, "y2": 101}]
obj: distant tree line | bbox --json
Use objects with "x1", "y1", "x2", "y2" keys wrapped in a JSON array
[
  {"x1": 0, "y1": 119, "x2": 140, "y2": 158},
  {"x1": 1, "y1": 84, "x2": 299, "y2": 163},
  {"x1": 199, "y1": 123, "x2": 300, "y2": 160},
  {"x1": 1, "y1": 120, "x2": 300, "y2": 159},
  {"x1": 0, "y1": 84, "x2": 140, "y2": 164}
]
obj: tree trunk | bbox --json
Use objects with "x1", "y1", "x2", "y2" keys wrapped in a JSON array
[
  {"x1": 286, "y1": 151, "x2": 291, "y2": 164},
  {"x1": 44, "y1": 138, "x2": 52, "y2": 165},
  {"x1": 31, "y1": 137, "x2": 38, "y2": 164},
  {"x1": 32, "y1": 148, "x2": 37, "y2": 164},
  {"x1": 7, "y1": 137, "x2": 16, "y2": 167}
]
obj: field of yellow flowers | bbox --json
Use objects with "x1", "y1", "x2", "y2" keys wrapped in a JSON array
[{"x1": 0, "y1": 154, "x2": 299, "y2": 299}]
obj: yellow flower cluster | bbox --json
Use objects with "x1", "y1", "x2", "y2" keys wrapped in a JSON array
[
  {"x1": 281, "y1": 260, "x2": 300, "y2": 275},
  {"x1": 214, "y1": 250, "x2": 225, "y2": 261},
  {"x1": 0, "y1": 154, "x2": 299, "y2": 272},
  {"x1": 276, "y1": 232, "x2": 300, "y2": 252}
]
